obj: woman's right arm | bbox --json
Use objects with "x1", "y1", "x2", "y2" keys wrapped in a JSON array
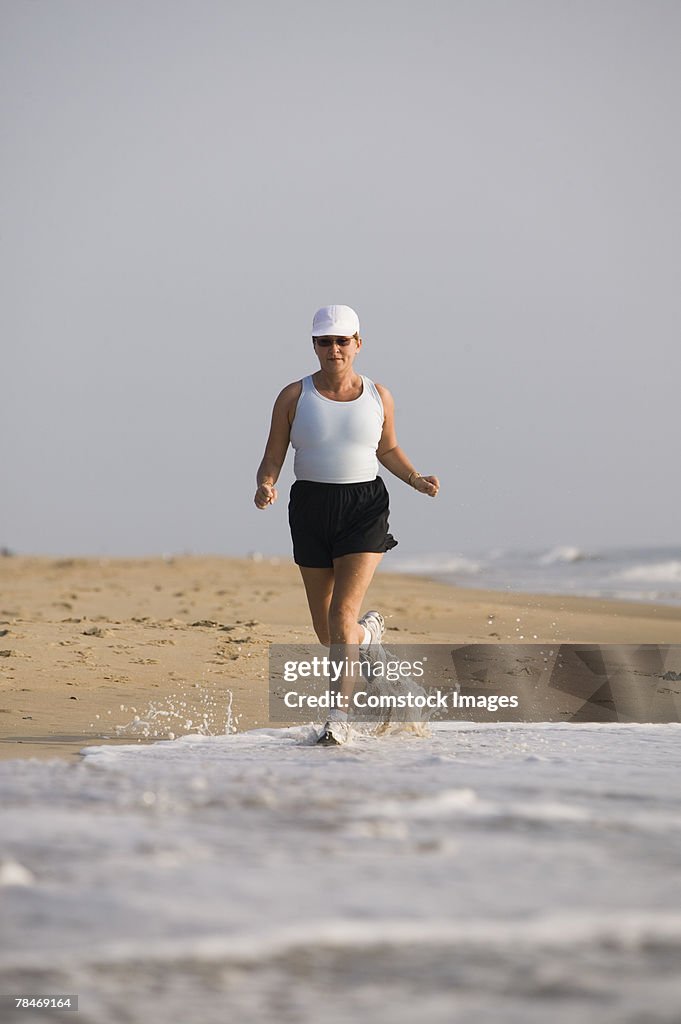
[{"x1": 254, "y1": 382, "x2": 301, "y2": 509}]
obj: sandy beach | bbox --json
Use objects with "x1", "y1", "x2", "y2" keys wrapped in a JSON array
[
  {"x1": 3, "y1": 556, "x2": 681, "y2": 1023},
  {"x1": 2, "y1": 555, "x2": 681, "y2": 761}
]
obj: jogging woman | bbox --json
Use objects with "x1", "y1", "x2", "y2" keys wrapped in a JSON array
[{"x1": 254, "y1": 304, "x2": 439, "y2": 744}]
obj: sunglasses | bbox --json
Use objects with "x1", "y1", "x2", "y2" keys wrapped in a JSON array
[{"x1": 313, "y1": 336, "x2": 357, "y2": 347}]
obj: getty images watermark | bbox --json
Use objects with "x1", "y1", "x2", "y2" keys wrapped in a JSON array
[
  {"x1": 268, "y1": 643, "x2": 681, "y2": 724},
  {"x1": 277, "y1": 652, "x2": 517, "y2": 714}
]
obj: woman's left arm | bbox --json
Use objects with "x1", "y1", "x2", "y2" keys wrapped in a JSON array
[{"x1": 375, "y1": 384, "x2": 439, "y2": 497}]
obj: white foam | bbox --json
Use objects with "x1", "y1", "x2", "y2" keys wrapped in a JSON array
[
  {"x1": 613, "y1": 559, "x2": 681, "y2": 583},
  {"x1": 384, "y1": 553, "x2": 482, "y2": 575},
  {"x1": 4, "y1": 910, "x2": 681, "y2": 973},
  {"x1": 537, "y1": 545, "x2": 589, "y2": 565},
  {"x1": 0, "y1": 859, "x2": 35, "y2": 887},
  {"x1": 2, "y1": 721, "x2": 681, "y2": 1020}
]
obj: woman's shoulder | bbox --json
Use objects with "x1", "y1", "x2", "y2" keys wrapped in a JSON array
[
  {"x1": 367, "y1": 379, "x2": 394, "y2": 405},
  {"x1": 275, "y1": 379, "x2": 305, "y2": 404},
  {"x1": 273, "y1": 380, "x2": 305, "y2": 427}
]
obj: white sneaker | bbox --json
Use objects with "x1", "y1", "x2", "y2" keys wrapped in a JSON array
[
  {"x1": 358, "y1": 610, "x2": 386, "y2": 678},
  {"x1": 359, "y1": 609, "x2": 385, "y2": 647},
  {"x1": 316, "y1": 720, "x2": 351, "y2": 746}
]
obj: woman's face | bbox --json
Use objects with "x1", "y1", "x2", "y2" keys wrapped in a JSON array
[{"x1": 312, "y1": 334, "x2": 362, "y2": 371}]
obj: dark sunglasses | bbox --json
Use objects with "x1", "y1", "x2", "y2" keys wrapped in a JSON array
[{"x1": 313, "y1": 335, "x2": 357, "y2": 347}]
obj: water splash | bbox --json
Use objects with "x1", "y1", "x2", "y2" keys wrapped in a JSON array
[{"x1": 112, "y1": 680, "x2": 239, "y2": 740}]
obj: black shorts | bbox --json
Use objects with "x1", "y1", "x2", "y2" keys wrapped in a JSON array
[{"x1": 288, "y1": 477, "x2": 398, "y2": 569}]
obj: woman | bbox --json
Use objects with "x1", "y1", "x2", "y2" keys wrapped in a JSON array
[{"x1": 254, "y1": 304, "x2": 439, "y2": 744}]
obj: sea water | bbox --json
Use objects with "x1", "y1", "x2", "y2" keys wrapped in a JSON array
[
  {"x1": 386, "y1": 544, "x2": 681, "y2": 606},
  {"x1": 1, "y1": 722, "x2": 681, "y2": 1023}
]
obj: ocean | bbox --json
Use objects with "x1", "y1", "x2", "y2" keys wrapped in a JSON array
[
  {"x1": 2, "y1": 721, "x2": 681, "y2": 1023},
  {"x1": 384, "y1": 544, "x2": 681, "y2": 607}
]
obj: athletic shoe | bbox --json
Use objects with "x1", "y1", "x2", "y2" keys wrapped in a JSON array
[
  {"x1": 358, "y1": 609, "x2": 385, "y2": 647},
  {"x1": 316, "y1": 720, "x2": 351, "y2": 746},
  {"x1": 357, "y1": 609, "x2": 387, "y2": 679}
]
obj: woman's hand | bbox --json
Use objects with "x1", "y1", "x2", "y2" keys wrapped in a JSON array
[
  {"x1": 254, "y1": 483, "x2": 278, "y2": 509},
  {"x1": 413, "y1": 474, "x2": 439, "y2": 497}
]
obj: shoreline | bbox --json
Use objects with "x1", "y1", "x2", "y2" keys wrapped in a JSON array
[{"x1": 2, "y1": 555, "x2": 681, "y2": 762}]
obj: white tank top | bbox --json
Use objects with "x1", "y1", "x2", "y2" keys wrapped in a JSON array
[{"x1": 290, "y1": 375, "x2": 385, "y2": 483}]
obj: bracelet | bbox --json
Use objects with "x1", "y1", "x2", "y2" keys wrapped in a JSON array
[{"x1": 408, "y1": 471, "x2": 422, "y2": 487}]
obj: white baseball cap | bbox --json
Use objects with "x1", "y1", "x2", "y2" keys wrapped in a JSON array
[{"x1": 312, "y1": 304, "x2": 360, "y2": 337}]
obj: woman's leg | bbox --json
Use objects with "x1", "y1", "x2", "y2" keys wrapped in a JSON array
[
  {"x1": 298, "y1": 552, "x2": 383, "y2": 647},
  {"x1": 327, "y1": 552, "x2": 384, "y2": 713},
  {"x1": 299, "y1": 553, "x2": 383, "y2": 722},
  {"x1": 328, "y1": 552, "x2": 384, "y2": 644},
  {"x1": 297, "y1": 566, "x2": 334, "y2": 647}
]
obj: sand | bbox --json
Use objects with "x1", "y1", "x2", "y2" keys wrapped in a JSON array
[{"x1": 2, "y1": 554, "x2": 681, "y2": 761}]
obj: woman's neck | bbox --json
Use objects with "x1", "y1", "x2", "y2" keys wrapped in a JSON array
[{"x1": 313, "y1": 368, "x2": 361, "y2": 394}]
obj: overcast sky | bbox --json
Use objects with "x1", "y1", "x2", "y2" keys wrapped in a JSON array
[{"x1": 2, "y1": 0, "x2": 680, "y2": 560}]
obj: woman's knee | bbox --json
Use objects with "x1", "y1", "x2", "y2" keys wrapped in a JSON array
[
  {"x1": 328, "y1": 602, "x2": 361, "y2": 643},
  {"x1": 312, "y1": 620, "x2": 331, "y2": 646},
  {"x1": 308, "y1": 606, "x2": 331, "y2": 646}
]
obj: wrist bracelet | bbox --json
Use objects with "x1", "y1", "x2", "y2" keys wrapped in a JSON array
[{"x1": 408, "y1": 471, "x2": 421, "y2": 487}]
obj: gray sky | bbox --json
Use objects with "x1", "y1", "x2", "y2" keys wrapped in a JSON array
[{"x1": 2, "y1": 0, "x2": 680, "y2": 559}]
